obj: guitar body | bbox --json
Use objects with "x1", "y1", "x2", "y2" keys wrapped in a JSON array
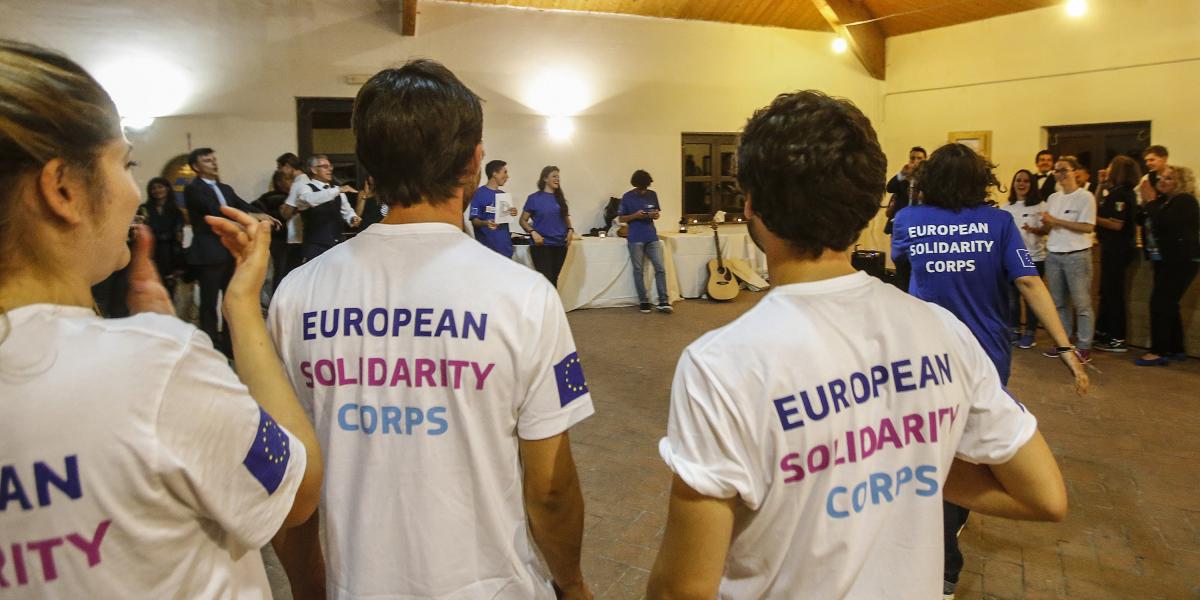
[
  {"x1": 706, "y1": 221, "x2": 740, "y2": 301},
  {"x1": 706, "y1": 258, "x2": 740, "y2": 301}
]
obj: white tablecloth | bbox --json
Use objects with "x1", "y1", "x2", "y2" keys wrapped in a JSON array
[
  {"x1": 659, "y1": 229, "x2": 767, "y2": 298},
  {"x1": 514, "y1": 237, "x2": 683, "y2": 311}
]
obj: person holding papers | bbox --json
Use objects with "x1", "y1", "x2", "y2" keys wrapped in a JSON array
[{"x1": 470, "y1": 159, "x2": 518, "y2": 257}]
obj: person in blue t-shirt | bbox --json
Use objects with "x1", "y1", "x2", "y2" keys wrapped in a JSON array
[
  {"x1": 618, "y1": 170, "x2": 672, "y2": 314},
  {"x1": 469, "y1": 159, "x2": 519, "y2": 258},
  {"x1": 892, "y1": 142, "x2": 1087, "y2": 600},
  {"x1": 520, "y1": 165, "x2": 575, "y2": 287}
]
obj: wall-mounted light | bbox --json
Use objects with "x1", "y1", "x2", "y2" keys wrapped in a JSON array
[
  {"x1": 1065, "y1": 0, "x2": 1087, "y2": 17},
  {"x1": 832, "y1": 37, "x2": 849, "y2": 54},
  {"x1": 546, "y1": 116, "x2": 574, "y2": 141},
  {"x1": 93, "y1": 54, "x2": 190, "y2": 130}
]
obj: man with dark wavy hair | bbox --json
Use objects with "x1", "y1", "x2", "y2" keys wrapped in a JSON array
[
  {"x1": 268, "y1": 59, "x2": 593, "y2": 600},
  {"x1": 647, "y1": 91, "x2": 1068, "y2": 600}
]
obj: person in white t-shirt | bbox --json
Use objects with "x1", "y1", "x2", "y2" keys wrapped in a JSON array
[
  {"x1": 1036, "y1": 155, "x2": 1098, "y2": 361},
  {"x1": 268, "y1": 59, "x2": 595, "y2": 600},
  {"x1": 646, "y1": 90, "x2": 1067, "y2": 600},
  {"x1": 0, "y1": 40, "x2": 322, "y2": 598}
]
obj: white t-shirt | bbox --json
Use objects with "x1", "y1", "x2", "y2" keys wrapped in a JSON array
[
  {"x1": 659, "y1": 272, "x2": 1036, "y2": 599},
  {"x1": 1044, "y1": 188, "x2": 1096, "y2": 253},
  {"x1": 284, "y1": 173, "x2": 310, "y2": 244},
  {"x1": 0, "y1": 305, "x2": 306, "y2": 598},
  {"x1": 269, "y1": 221, "x2": 594, "y2": 600},
  {"x1": 1002, "y1": 201, "x2": 1048, "y2": 262}
]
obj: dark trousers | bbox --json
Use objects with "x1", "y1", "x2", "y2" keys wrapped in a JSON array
[
  {"x1": 531, "y1": 244, "x2": 568, "y2": 287},
  {"x1": 302, "y1": 242, "x2": 334, "y2": 263},
  {"x1": 1096, "y1": 245, "x2": 1132, "y2": 340},
  {"x1": 944, "y1": 501, "x2": 970, "y2": 584},
  {"x1": 197, "y1": 261, "x2": 234, "y2": 356},
  {"x1": 1149, "y1": 261, "x2": 1199, "y2": 356}
]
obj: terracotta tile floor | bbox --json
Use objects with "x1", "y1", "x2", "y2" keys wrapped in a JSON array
[{"x1": 268, "y1": 291, "x2": 1200, "y2": 599}]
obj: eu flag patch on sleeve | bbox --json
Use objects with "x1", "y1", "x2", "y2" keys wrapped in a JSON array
[
  {"x1": 554, "y1": 351, "x2": 589, "y2": 407},
  {"x1": 244, "y1": 407, "x2": 290, "y2": 495},
  {"x1": 1017, "y1": 248, "x2": 1035, "y2": 269}
]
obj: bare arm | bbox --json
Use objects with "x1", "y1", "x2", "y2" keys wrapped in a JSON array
[
  {"x1": 1095, "y1": 216, "x2": 1124, "y2": 231},
  {"x1": 942, "y1": 430, "x2": 1067, "y2": 522},
  {"x1": 1042, "y1": 212, "x2": 1094, "y2": 234},
  {"x1": 1015, "y1": 275, "x2": 1088, "y2": 394},
  {"x1": 619, "y1": 210, "x2": 647, "y2": 223},
  {"x1": 272, "y1": 510, "x2": 325, "y2": 600},
  {"x1": 206, "y1": 206, "x2": 323, "y2": 528},
  {"x1": 280, "y1": 204, "x2": 295, "y2": 220},
  {"x1": 646, "y1": 476, "x2": 734, "y2": 600},
  {"x1": 521, "y1": 433, "x2": 591, "y2": 599},
  {"x1": 520, "y1": 211, "x2": 544, "y2": 245}
]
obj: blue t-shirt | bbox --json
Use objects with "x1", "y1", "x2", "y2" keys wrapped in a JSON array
[
  {"x1": 618, "y1": 189, "x2": 661, "y2": 244},
  {"x1": 523, "y1": 191, "x2": 568, "y2": 246},
  {"x1": 468, "y1": 186, "x2": 514, "y2": 258},
  {"x1": 892, "y1": 204, "x2": 1038, "y2": 384}
]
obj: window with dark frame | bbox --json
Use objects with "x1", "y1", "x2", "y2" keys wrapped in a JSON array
[{"x1": 682, "y1": 133, "x2": 742, "y2": 223}]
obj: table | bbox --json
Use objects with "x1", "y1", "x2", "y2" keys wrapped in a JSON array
[
  {"x1": 514, "y1": 237, "x2": 683, "y2": 311},
  {"x1": 659, "y1": 229, "x2": 767, "y2": 298}
]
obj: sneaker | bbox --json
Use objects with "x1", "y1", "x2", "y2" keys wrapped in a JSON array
[
  {"x1": 1015, "y1": 334, "x2": 1036, "y2": 349},
  {"x1": 656, "y1": 302, "x2": 673, "y2": 314},
  {"x1": 638, "y1": 302, "x2": 652, "y2": 313},
  {"x1": 943, "y1": 580, "x2": 956, "y2": 600},
  {"x1": 1135, "y1": 355, "x2": 1169, "y2": 367},
  {"x1": 1041, "y1": 348, "x2": 1061, "y2": 358},
  {"x1": 1096, "y1": 339, "x2": 1128, "y2": 353}
]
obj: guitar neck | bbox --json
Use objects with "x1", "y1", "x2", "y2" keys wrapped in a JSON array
[{"x1": 711, "y1": 224, "x2": 726, "y2": 269}]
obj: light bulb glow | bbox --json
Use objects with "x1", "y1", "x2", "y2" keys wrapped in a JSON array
[
  {"x1": 93, "y1": 55, "x2": 190, "y2": 125},
  {"x1": 1066, "y1": 0, "x2": 1087, "y2": 17},
  {"x1": 546, "y1": 116, "x2": 574, "y2": 141},
  {"x1": 832, "y1": 37, "x2": 848, "y2": 54},
  {"x1": 526, "y1": 68, "x2": 591, "y2": 117}
]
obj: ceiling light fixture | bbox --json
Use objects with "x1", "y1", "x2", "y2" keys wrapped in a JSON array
[
  {"x1": 832, "y1": 37, "x2": 849, "y2": 54},
  {"x1": 1066, "y1": 0, "x2": 1087, "y2": 17}
]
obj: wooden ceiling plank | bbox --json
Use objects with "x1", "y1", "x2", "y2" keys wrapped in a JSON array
[
  {"x1": 810, "y1": 0, "x2": 886, "y2": 80},
  {"x1": 401, "y1": 0, "x2": 418, "y2": 35}
]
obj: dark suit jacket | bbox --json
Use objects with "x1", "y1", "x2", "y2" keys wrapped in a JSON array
[
  {"x1": 184, "y1": 178, "x2": 261, "y2": 266},
  {"x1": 1036, "y1": 172, "x2": 1057, "y2": 201}
]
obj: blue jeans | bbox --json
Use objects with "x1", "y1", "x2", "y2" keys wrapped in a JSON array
[
  {"x1": 1046, "y1": 249, "x2": 1094, "y2": 349},
  {"x1": 629, "y1": 240, "x2": 668, "y2": 304}
]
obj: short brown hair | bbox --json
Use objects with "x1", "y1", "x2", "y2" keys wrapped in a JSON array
[
  {"x1": 1144, "y1": 145, "x2": 1168, "y2": 158},
  {"x1": 1106, "y1": 155, "x2": 1142, "y2": 189}
]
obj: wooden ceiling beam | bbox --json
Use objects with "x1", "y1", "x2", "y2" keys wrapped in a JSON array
[
  {"x1": 401, "y1": 0, "x2": 417, "y2": 36},
  {"x1": 810, "y1": 0, "x2": 886, "y2": 80}
]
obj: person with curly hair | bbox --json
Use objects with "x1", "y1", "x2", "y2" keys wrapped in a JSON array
[
  {"x1": 647, "y1": 91, "x2": 1070, "y2": 600},
  {"x1": 618, "y1": 169, "x2": 672, "y2": 313},
  {"x1": 892, "y1": 143, "x2": 1085, "y2": 598}
]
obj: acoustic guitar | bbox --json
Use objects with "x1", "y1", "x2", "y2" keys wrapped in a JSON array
[{"x1": 706, "y1": 221, "x2": 739, "y2": 301}]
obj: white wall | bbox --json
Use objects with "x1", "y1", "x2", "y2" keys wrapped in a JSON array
[
  {"x1": 2, "y1": 0, "x2": 883, "y2": 230},
  {"x1": 883, "y1": 0, "x2": 1200, "y2": 183}
]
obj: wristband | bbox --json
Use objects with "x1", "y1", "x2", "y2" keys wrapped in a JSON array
[{"x1": 1055, "y1": 346, "x2": 1075, "y2": 354}]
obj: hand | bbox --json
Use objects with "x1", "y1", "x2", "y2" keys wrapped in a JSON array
[
  {"x1": 1060, "y1": 350, "x2": 1089, "y2": 395},
  {"x1": 486, "y1": 221, "x2": 498, "y2": 230},
  {"x1": 126, "y1": 224, "x2": 175, "y2": 316},
  {"x1": 350, "y1": 215, "x2": 362, "y2": 228},
  {"x1": 339, "y1": 184, "x2": 359, "y2": 194},
  {"x1": 1039, "y1": 211, "x2": 1057, "y2": 227},
  {"x1": 1021, "y1": 224, "x2": 1032, "y2": 232},
  {"x1": 901, "y1": 163, "x2": 914, "y2": 177},
  {"x1": 531, "y1": 231, "x2": 545, "y2": 246},
  {"x1": 205, "y1": 206, "x2": 271, "y2": 319},
  {"x1": 651, "y1": 210, "x2": 661, "y2": 220},
  {"x1": 566, "y1": 233, "x2": 574, "y2": 247},
  {"x1": 633, "y1": 210, "x2": 647, "y2": 220},
  {"x1": 254, "y1": 212, "x2": 283, "y2": 230},
  {"x1": 508, "y1": 207, "x2": 519, "y2": 216}
]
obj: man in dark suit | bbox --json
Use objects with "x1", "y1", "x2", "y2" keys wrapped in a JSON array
[
  {"x1": 1034, "y1": 149, "x2": 1058, "y2": 200},
  {"x1": 184, "y1": 147, "x2": 277, "y2": 354}
]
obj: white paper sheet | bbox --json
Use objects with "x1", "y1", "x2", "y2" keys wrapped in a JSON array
[{"x1": 494, "y1": 192, "x2": 515, "y2": 225}]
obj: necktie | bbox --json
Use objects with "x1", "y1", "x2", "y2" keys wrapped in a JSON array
[{"x1": 209, "y1": 182, "x2": 228, "y2": 207}]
